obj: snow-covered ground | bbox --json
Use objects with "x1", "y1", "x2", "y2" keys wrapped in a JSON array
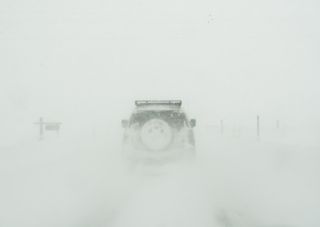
[{"x1": 1, "y1": 130, "x2": 319, "y2": 227}]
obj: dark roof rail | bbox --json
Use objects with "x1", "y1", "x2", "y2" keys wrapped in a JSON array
[{"x1": 135, "y1": 100, "x2": 182, "y2": 107}]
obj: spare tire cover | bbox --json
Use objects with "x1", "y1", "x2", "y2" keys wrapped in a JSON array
[{"x1": 140, "y1": 119, "x2": 173, "y2": 151}]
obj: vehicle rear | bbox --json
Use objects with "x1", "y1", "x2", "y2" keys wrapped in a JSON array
[{"x1": 121, "y1": 100, "x2": 196, "y2": 171}]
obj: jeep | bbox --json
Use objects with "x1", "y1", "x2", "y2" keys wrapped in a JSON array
[{"x1": 121, "y1": 100, "x2": 196, "y2": 168}]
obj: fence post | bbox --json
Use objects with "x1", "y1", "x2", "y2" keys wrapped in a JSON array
[
  {"x1": 256, "y1": 115, "x2": 260, "y2": 139},
  {"x1": 220, "y1": 120, "x2": 224, "y2": 135}
]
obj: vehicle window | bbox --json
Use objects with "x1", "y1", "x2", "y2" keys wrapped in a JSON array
[{"x1": 130, "y1": 111, "x2": 187, "y2": 129}]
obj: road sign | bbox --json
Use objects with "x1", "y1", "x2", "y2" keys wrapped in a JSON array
[
  {"x1": 34, "y1": 117, "x2": 62, "y2": 140},
  {"x1": 45, "y1": 123, "x2": 61, "y2": 131}
]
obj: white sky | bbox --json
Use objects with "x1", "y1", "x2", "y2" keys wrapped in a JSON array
[{"x1": 1, "y1": 0, "x2": 319, "y2": 141}]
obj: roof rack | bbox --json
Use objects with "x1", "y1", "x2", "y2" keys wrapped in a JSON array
[{"x1": 135, "y1": 100, "x2": 182, "y2": 107}]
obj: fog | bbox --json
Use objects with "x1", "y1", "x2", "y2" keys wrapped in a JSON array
[{"x1": 1, "y1": 0, "x2": 320, "y2": 226}]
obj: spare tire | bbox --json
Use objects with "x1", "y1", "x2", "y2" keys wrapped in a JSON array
[{"x1": 140, "y1": 118, "x2": 173, "y2": 151}]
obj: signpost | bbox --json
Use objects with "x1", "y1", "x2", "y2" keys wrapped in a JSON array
[{"x1": 34, "y1": 117, "x2": 61, "y2": 140}]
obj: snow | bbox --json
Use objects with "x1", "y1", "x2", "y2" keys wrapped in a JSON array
[{"x1": 1, "y1": 131, "x2": 319, "y2": 227}]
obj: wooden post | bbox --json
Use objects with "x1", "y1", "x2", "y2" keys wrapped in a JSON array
[
  {"x1": 34, "y1": 117, "x2": 45, "y2": 140},
  {"x1": 220, "y1": 120, "x2": 224, "y2": 135},
  {"x1": 256, "y1": 115, "x2": 260, "y2": 139}
]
